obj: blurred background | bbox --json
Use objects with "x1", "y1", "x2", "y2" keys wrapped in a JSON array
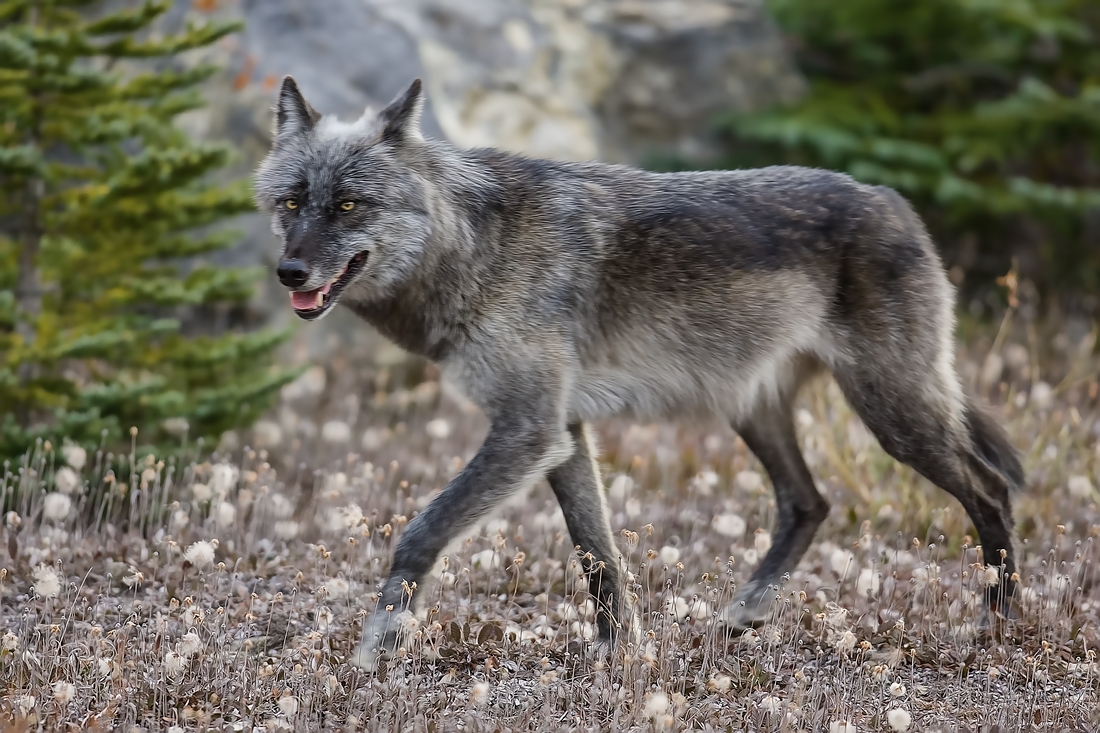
[{"x1": 2, "y1": 0, "x2": 1099, "y2": 460}]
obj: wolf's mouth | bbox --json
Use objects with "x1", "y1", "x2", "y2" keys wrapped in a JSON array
[{"x1": 289, "y1": 252, "x2": 369, "y2": 321}]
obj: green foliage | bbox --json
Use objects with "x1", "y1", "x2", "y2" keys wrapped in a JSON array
[
  {"x1": 0, "y1": 0, "x2": 296, "y2": 461},
  {"x1": 718, "y1": 0, "x2": 1100, "y2": 299}
]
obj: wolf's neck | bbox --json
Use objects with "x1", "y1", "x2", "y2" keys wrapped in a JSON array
[{"x1": 343, "y1": 144, "x2": 503, "y2": 360}]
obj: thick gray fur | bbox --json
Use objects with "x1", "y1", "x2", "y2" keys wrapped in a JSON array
[{"x1": 254, "y1": 77, "x2": 1025, "y2": 670}]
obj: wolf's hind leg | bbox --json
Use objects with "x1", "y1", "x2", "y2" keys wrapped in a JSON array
[
  {"x1": 833, "y1": 358, "x2": 1021, "y2": 619},
  {"x1": 547, "y1": 422, "x2": 634, "y2": 646},
  {"x1": 719, "y1": 402, "x2": 829, "y2": 632}
]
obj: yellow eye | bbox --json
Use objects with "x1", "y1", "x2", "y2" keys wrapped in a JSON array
[
  {"x1": 340, "y1": 201, "x2": 355, "y2": 211},
  {"x1": 284, "y1": 199, "x2": 298, "y2": 210}
]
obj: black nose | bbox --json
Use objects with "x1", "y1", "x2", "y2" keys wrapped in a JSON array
[{"x1": 277, "y1": 258, "x2": 310, "y2": 288}]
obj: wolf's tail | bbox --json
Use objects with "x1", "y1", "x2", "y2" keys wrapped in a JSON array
[{"x1": 964, "y1": 397, "x2": 1025, "y2": 494}]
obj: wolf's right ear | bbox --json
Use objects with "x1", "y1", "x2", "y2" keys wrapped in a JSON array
[
  {"x1": 378, "y1": 78, "x2": 424, "y2": 145},
  {"x1": 274, "y1": 76, "x2": 320, "y2": 141}
]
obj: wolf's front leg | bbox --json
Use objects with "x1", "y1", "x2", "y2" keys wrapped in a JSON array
[
  {"x1": 547, "y1": 422, "x2": 636, "y2": 648},
  {"x1": 351, "y1": 411, "x2": 574, "y2": 670}
]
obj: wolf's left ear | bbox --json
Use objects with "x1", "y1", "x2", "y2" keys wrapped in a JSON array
[
  {"x1": 378, "y1": 79, "x2": 424, "y2": 145},
  {"x1": 275, "y1": 76, "x2": 321, "y2": 141}
]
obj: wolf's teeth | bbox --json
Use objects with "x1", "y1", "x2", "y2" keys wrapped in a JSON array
[{"x1": 316, "y1": 291, "x2": 324, "y2": 308}]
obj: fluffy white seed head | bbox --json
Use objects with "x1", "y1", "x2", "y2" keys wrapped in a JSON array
[
  {"x1": 644, "y1": 691, "x2": 669, "y2": 719},
  {"x1": 830, "y1": 549, "x2": 855, "y2": 577},
  {"x1": 472, "y1": 549, "x2": 501, "y2": 570},
  {"x1": 32, "y1": 564, "x2": 61, "y2": 598},
  {"x1": 191, "y1": 483, "x2": 212, "y2": 503},
  {"x1": 178, "y1": 631, "x2": 202, "y2": 658},
  {"x1": 274, "y1": 520, "x2": 300, "y2": 540},
  {"x1": 735, "y1": 470, "x2": 763, "y2": 491},
  {"x1": 666, "y1": 596, "x2": 689, "y2": 621},
  {"x1": 341, "y1": 504, "x2": 364, "y2": 529},
  {"x1": 62, "y1": 443, "x2": 86, "y2": 470},
  {"x1": 252, "y1": 419, "x2": 284, "y2": 448},
  {"x1": 42, "y1": 492, "x2": 72, "y2": 521},
  {"x1": 1068, "y1": 475, "x2": 1094, "y2": 499},
  {"x1": 181, "y1": 606, "x2": 205, "y2": 628},
  {"x1": 887, "y1": 708, "x2": 912, "y2": 731},
  {"x1": 52, "y1": 681, "x2": 76, "y2": 705},
  {"x1": 183, "y1": 541, "x2": 215, "y2": 568},
  {"x1": 625, "y1": 497, "x2": 641, "y2": 518},
  {"x1": 162, "y1": 417, "x2": 190, "y2": 436},
  {"x1": 269, "y1": 493, "x2": 294, "y2": 519},
  {"x1": 1029, "y1": 381, "x2": 1053, "y2": 409},
  {"x1": 425, "y1": 418, "x2": 451, "y2": 439},
  {"x1": 857, "y1": 567, "x2": 881, "y2": 596},
  {"x1": 213, "y1": 501, "x2": 236, "y2": 528},
  {"x1": 326, "y1": 471, "x2": 349, "y2": 493},
  {"x1": 324, "y1": 577, "x2": 350, "y2": 599},
  {"x1": 470, "y1": 681, "x2": 490, "y2": 706},
  {"x1": 164, "y1": 651, "x2": 186, "y2": 678},
  {"x1": 658, "y1": 545, "x2": 680, "y2": 565},
  {"x1": 322, "y1": 420, "x2": 352, "y2": 443},
  {"x1": 707, "y1": 675, "x2": 731, "y2": 693},
  {"x1": 209, "y1": 465, "x2": 238, "y2": 497},
  {"x1": 712, "y1": 513, "x2": 747, "y2": 538},
  {"x1": 984, "y1": 565, "x2": 1001, "y2": 587},
  {"x1": 170, "y1": 510, "x2": 189, "y2": 532},
  {"x1": 55, "y1": 467, "x2": 80, "y2": 495},
  {"x1": 608, "y1": 475, "x2": 634, "y2": 501}
]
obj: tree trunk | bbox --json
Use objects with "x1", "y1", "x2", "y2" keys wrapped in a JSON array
[
  {"x1": 15, "y1": 175, "x2": 43, "y2": 409},
  {"x1": 16, "y1": 0, "x2": 43, "y2": 423}
]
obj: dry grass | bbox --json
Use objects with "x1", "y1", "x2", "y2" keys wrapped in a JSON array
[{"x1": 2, "y1": 318, "x2": 1099, "y2": 732}]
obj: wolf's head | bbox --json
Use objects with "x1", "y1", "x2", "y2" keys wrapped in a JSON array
[{"x1": 253, "y1": 77, "x2": 432, "y2": 321}]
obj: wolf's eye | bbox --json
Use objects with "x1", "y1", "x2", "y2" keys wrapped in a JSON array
[
  {"x1": 284, "y1": 199, "x2": 298, "y2": 211},
  {"x1": 340, "y1": 201, "x2": 355, "y2": 212}
]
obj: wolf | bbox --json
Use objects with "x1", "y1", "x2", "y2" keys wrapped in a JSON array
[{"x1": 254, "y1": 77, "x2": 1025, "y2": 670}]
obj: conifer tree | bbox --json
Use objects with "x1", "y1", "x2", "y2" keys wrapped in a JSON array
[
  {"x1": 719, "y1": 0, "x2": 1100, "y2": 300},
  {"x1": 0, "y1": 0, "x2": 294, "y2": 460}
]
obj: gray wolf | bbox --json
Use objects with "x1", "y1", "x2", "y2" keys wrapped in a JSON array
[{"x1": 254, "y1": 77, "x2": 1025, "y2": 670}]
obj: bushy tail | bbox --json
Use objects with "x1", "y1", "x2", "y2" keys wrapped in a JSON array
[{"x1": 964, "y1": 397, "x2": 1025, "y2": 493}]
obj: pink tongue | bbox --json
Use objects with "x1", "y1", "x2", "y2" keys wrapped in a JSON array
[
  {"x1": 290, "y1": 291, "x2": 318, "y2": 309},
  {"x1": 289, "y1": 282, "x2": 332, "y2": 310}
]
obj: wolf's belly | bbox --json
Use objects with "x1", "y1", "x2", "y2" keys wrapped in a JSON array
[{"x1": 567, "y1": 351, "x2": 807, "y2": 424}]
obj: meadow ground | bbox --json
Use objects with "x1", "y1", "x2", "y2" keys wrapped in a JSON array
[{"x1": 2, "y1": 315, "x2": 1099, "y2": 732}]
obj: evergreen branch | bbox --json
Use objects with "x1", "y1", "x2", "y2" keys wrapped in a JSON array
[{"x1": 82, "y1": 0, "x2": 167, "y2": 37}]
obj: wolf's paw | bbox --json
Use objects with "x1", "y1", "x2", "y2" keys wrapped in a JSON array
[
  {"x1": 349, "y1": 609, "x2": 414, "y2": 672},
  {"x1": 976, "y1": 597, "x2": 1023, "y2": 631},
  {"x1": 604, "y1": 608, "x2": 644, "y2": 648},
  {"x1": 717, "y1": 584, "x2": 774, "y2": 635}
]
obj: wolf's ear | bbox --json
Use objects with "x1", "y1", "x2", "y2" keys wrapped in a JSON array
[
  {"x1": 275, "y1": 76, "x2": 320, "y2": 141},
  {"x1": 378, "y1": 79, "x2": 424, "y2": 145}
]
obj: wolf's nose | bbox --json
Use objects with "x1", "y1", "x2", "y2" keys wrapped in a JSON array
[{"x1": 277, "y1": 259, "x2": 310, "y2": 288}]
